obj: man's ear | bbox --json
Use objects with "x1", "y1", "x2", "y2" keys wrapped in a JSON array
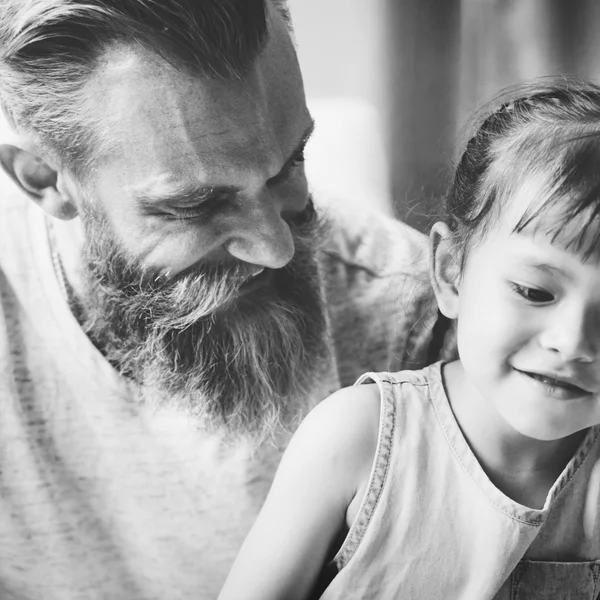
[
  {"x1": 0, "y1": 144, "x2": 78, "y2": 219},
  {"x1": 430, "y1": 221, "x2": 461, "y2": 319}
]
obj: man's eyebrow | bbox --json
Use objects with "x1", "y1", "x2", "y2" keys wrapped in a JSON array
[
  {"x1": 132, "y1": 120, "x2": 315, "y2": 207},
  {"x1": 270, "y1": 119, "x2": 315, "y2": 181},
  {"x1": 133, "y1": 183, "x2": 241, "y2": 208}
]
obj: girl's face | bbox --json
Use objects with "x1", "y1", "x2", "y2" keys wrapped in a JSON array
[{"x1": 444, "y1": 186, "x2": 600, "y2": 441}]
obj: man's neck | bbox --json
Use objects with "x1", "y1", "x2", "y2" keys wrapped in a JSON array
[{"x1": 47, "y1": 215, "x2": 86, "y2": 304}]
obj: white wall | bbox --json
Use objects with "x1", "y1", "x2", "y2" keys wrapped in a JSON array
[
  {"x1": 286, "y1": 0, "x2": 392, "y2": 214},
  {"x1": 287, "y1": 0, "x2": 387, "y2": 111}
]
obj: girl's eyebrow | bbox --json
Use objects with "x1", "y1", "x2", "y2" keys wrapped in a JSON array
[
  {"x1": 516, "y1": 259, "x2": 573, "y2": 282},
  {"x1": 531, "y1": 262, "x2": 568, "y2": 278}
]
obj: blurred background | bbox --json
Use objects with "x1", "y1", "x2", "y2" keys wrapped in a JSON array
[{"x1": 287, "y1": 0, "x2": 600, "y2": 231}]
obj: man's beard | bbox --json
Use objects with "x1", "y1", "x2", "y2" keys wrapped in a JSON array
[{"x1": 77, "y1": 199, "x2": 330, "y2": 443}]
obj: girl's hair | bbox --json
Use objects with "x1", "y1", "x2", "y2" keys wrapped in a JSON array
[{"x1": 447, "y1": 77, "x2": 600, "y2": 268}]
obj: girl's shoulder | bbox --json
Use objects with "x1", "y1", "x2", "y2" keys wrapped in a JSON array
[
  {"x1": 286, "y1": 384, "x2": 382, "y2": 499},
  {"x1": 302, "y1": 383, "x2": 381, "y2": 442},
  {"x1": 309, "y1": 382, "x2": 381, "y2": 431}
]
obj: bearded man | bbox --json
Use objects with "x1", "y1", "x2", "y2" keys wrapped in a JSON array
[{"x1": 0, "y1": 1, "x2": 450, "y2": 598}]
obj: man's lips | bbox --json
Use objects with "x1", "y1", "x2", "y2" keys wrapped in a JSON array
[
  {"x1": 238, "y1": 268, "x2": 274, "y2": 295},
  {"x1": 513, "y1": 367, "x2": 593, "y2": 396}
]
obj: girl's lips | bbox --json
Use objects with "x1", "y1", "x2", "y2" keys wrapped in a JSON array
[{"x1": 514, "y1": 368, "x2": 592, "y2": 399}]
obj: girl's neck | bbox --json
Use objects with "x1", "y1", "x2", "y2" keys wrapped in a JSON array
[{"x1": 442, "y1": 360, "x2": 587, "y2": 509}]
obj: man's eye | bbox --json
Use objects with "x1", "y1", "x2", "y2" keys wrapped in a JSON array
[
  {"x1": 169, "y1": 198, "x2": 224, "y2": 220},
  {"x1": 511, "y1": 283, "x2": 554, "y2": 303},
  {"x1": 169, "y1": 205, "x2": 211, "y2": 219},
  {"x1": 267, "y1": 151, "x2": 306, "y2": 186}
]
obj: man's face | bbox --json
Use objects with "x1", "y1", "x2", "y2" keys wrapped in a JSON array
[
  {"x1": 85, "y1": 10, "x2": 313, "y2": 277},
  {"x1": 68, "y1": 10, "x2": 329, "y2": 441}
]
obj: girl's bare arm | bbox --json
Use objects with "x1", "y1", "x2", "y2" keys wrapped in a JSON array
[{"x1": 218, "y1": 384, "x2": 381, "y2": 600}]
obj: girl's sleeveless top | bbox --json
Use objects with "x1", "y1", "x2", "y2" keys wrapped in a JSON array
[{"x1": 318, "y1": 362, "x2": 600, "y2": 600}]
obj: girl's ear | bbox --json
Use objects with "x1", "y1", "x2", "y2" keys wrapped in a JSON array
[
  {"x1": 430, "y1": 222, "x2": 460, "y2": 319},
  {"x1": 0, "y1": 144, "x2": 78, "y2": 220}
]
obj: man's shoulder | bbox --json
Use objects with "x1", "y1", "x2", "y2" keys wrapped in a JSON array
[
  {"x1": 318, "y1": 204, "x2": 438, "y2": 384},
  {"x1": 0, "y1": 174, "x2": 53, "y2": 334},
  {"x1": 0, "y1": 173, "x2": 35, "y2": 253},
  {"x1": 317, "y1": 205, "x2": 432, "y2": 316},
  {"x1": 319, "y1": 205, "x2": 429, "y2": 281},
  {"x1": 0, "y1": 173, "x2": 42, "y2": 277}
]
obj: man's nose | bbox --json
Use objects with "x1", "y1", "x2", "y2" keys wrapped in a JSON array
[
  {"x1": 224, "y1": 196, "x2": 298, "y2": 269},
  {"x1": 538, "y1": 304, "x2": 597, "y2": 363}
]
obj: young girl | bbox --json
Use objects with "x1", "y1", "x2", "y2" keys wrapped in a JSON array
[{"x1": 218, "y1": 79, "x2": 600, "y2": 600}]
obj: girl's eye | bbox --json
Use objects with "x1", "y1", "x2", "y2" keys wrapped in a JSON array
[{"x1": 511, "y1": 283, "x2": 554, "y2": 304}]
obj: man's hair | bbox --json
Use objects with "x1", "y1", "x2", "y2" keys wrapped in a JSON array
[{"x1": 0, "y1": 0, "x2": 286, "y2": 172}]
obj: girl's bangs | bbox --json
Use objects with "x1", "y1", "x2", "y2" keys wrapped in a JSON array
[{"x1": 512, "y1": 133, "x2": 600, "y2": 261}]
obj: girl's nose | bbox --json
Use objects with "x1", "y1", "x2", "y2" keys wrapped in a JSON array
[{"x1": 538, "y1": 305, "x2": 597, "y2": 363}]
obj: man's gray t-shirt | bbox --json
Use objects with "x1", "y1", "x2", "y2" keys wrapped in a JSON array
[{"x1": 0, "y1": 176, "x2": 441, "y2": 599}]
